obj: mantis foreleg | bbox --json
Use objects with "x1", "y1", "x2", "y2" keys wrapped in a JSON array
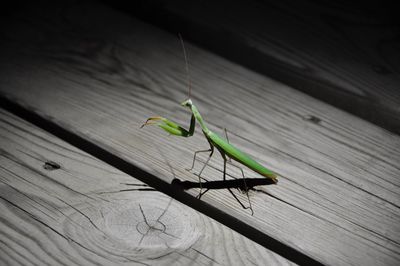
[{"x1": 141, "y1": 114, "x2": 195, "y2": 137}]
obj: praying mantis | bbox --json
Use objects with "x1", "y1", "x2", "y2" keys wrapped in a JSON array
[{"x1": 141, "y1": 35, "x2": 278, "y2": 215}]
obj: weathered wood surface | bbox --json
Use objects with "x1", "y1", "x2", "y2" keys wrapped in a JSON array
[
  {"x1": 123, "y1": 0, "x2": 400, "y2": 134},
  {"x1": 0, "y1": 109, "x2": 293, "y2": 265},
  {"x1": 0, "y1": 2, "x2": 400, "y2": 265}
]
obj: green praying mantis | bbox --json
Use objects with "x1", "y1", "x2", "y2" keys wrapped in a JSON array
[{"x1": 141, "y1": 35, "x2": 278, "y2": 215}]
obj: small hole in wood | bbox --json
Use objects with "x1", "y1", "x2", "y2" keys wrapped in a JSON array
[
  {"x1": 43, "y1": 161, "x2": 61, "y2": 170},
  {"x1": 303, "y1": 115, "x2": 321, "y2": 124}
]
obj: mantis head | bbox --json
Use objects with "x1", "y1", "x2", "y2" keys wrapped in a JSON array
[{"x1": 181, "y1": 99, "x2": 193, "y2": 108}]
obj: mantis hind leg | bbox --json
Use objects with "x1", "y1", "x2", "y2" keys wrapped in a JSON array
[
  {"x1": 222, "y1": 154, "x2": 254, "y2": 215},
  {"x1": 226, "y1": 161, "x2": 253, "y2": 215}
]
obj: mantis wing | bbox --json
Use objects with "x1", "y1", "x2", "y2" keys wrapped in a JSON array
[{"x1": 207, "y1": 131, "x2": 278, "y2": 182}]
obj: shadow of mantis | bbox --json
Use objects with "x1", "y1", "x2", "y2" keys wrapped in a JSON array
[{"x1": 117, "y1": 177, "x2": 276, "y2": 215}]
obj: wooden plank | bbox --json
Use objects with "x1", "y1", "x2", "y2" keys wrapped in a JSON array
[
  {"x1": 121, "y1": 0, "x2": 400, "y2": 134},
  {"x1": 0, "y1": 2, "x2": 399, "y2": 265},
  {"x1": 0, "y1": 110, "x2": 293, "y2": 265}
]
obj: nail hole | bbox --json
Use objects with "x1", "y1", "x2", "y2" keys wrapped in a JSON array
[
  {"x1": 372, "y1": 65, "x2": 391, "y2": 75},
  {"x1": 43, "y1": 161, "x2": 61, "y2": 170},
  {"x1": 303, "y1": 115, "x2": 321, "y2": 124}
]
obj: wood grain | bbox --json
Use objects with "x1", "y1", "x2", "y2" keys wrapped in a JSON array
[
  {"x1": 124, "y1": 0, "x2": 400, "y2": 134},
  {"x1": 0, "y1": 109, "x2": 293, "y2": 265},
  {"x1": 0, "y1": 2, "x2": 399, "y2": 265}
]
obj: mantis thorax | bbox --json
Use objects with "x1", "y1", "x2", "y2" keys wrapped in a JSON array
[{"x1": 191, "y1": 103, "x2": 209, "y2": 134}]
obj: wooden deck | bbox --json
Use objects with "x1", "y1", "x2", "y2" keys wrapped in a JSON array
[{"x1": 1, "y1": 2, "x2": 399, "y2": 265}]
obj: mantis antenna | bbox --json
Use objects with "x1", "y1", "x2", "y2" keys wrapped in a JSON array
[{"x1": 178, "y1": 33, "x2": 192, "y2": 99}]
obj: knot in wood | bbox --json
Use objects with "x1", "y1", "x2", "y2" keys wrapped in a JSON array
[{"x1": 63, "y1": 193, "x2": 202, "y2": 261}]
